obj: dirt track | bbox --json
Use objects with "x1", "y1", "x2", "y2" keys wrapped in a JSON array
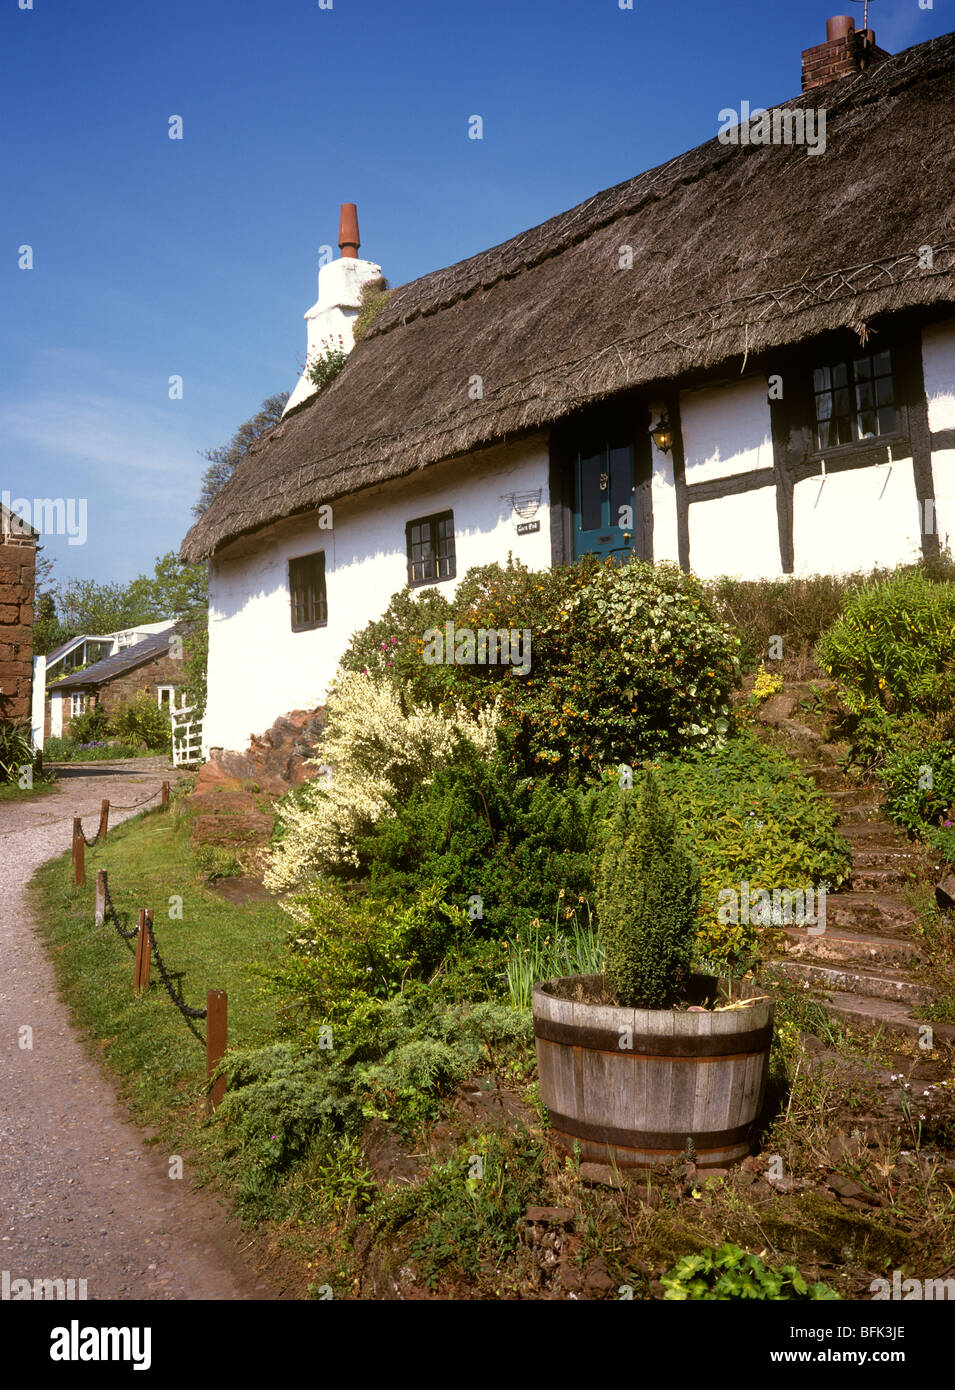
[{"x1": 0, "y1": 762, "x2": 277, "y2": 1300}]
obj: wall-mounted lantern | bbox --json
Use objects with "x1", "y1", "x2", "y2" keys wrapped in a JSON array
[{"x1": 650, "y1": 414, "x2": 673, "y2": 454}]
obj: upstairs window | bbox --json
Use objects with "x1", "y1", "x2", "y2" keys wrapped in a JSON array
[
  {"x1": 406, "y1": 510, "x2": 456, "y2": 587},
  {"x1": 812, "y1": 350, "x2": 899, "y2": 450},
  {"x1": 289, "y1": 551, "x2": 327, "y2": 631}
]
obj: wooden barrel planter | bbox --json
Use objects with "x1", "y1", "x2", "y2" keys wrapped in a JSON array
[{"x1": 533, "y1": 974, "x2": 774, "y2": 1169}]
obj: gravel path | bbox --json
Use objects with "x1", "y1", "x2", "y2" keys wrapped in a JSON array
[{"x1": 0, "y1": 762, "x2": 277, "y2": 1301}]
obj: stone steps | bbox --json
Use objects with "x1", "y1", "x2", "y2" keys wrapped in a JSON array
[
  {"x1": 768, "y1": 959, "x2": 935, "y2": 1008},
  {"x1": 781, "y1": 925, "x2": 923, "y2": 968},
  {"x1": 751, "y1": 689, "x2": 949, "y2": 1044},
  {"x1": 820, "y1": 991, "x2": 955, "y2": 1045},
  {"x1": 824, "y1": 892, "x2": 919, "y2": 935},
  {"x1": 849, "y1": 864, "x2": 921, "y2": 891}
]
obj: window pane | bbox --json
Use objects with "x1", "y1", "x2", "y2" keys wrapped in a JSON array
[
  {"x1": 407, "y1": 512, "x2": 453, "y2": 585},
  {"x1": 816, "y1": 391, "x2": 833, "y2": 421},
  {"x1": 877, "y1": 405, "x2": 899, "y2": 435},
  {"x1": 875, "y1": 376, "x2": 894, "y2": 407},
  {"x1": 813, "y1": 367, "x2": 830, "y2": 392},
  {"x1": 832, "y1": 362, "x2": 848, "y2": 388},
  {"x1": 858, "y1": 411, "x2": 877, "y2": 438},
  {"x1": 817, "y1": 419, "x2": 833, "y2": 449},
  {"x1": 853, "y1": 357, "x2": 873, "y2": 380},
  {"x1": 855, "y1": 381, "x2": 874, "y2": 411},
  {"x1": 873, "y1": 351, "x2": 892, "y2": 376}
]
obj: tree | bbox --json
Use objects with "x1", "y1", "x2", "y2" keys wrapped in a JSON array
[
  {"x1": 33, "y1": 546, "x2": 67, "y2": 655},
  {"x1": 192, "y1": 391, "x2": 289, "y2": 518},
  {"x1": 596, "y1": 771, "x2": 701, "y2": 1009}
]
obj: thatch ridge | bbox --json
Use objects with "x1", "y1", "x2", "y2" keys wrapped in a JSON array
[{"x1": 181, "y1": 31, "x2": 955, "y2": 564}]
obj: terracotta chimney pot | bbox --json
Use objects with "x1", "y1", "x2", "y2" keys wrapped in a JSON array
[
  {"x1": 338, "y1": 203, "x2": 360, "y2": 259},
  {"x1": 826, "y1": 15, "x2": 854, "y2": 40}
]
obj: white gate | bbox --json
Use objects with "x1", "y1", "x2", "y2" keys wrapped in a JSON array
[{"x1": 171, "y1": 704, "x2": 203, "y2": 767}]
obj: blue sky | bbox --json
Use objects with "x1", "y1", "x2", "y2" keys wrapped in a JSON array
[{"x1": 3, "y1": 0, "x2": 949, "y2": 589}]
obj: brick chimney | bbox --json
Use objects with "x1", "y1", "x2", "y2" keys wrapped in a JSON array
[{"x1": 801, "y1": 15, "x2": 890, "y2": 92}]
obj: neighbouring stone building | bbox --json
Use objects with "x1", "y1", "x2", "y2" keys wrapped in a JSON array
[
  {"x1": 0, "y1": 504, "x2": 38, "y2": 730},
  {"x1": 48, "y1": 627, "x2": 186, "y2": 740}
]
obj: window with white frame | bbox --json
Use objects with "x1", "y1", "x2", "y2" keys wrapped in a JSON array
[
  {"x1": 70, "y1": 692, "x2": 86, "y2": 717},
  {"x1": 157, "y1": 685, "x2": 184, "y2": 710}
]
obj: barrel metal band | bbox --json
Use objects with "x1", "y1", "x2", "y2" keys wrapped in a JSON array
[
  {"x1": 547, "y1": 1108, "x2": 754, "y2": 1155},
  {"x1": 534, "y1": 1015, "x2": 772, "y2": 1058}
]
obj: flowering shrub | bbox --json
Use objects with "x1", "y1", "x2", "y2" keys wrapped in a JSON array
[
  {"x1": 816, "y1": 572, "x2": 955, "y2": 715},
  {"x1": 264, "y1": 670, "x2": 499, "y2": 890},
  {"x1": 306, "y1": 335, "x2": 348, "y2": 392},
  {"x1": 340, "y1": 556, "x2": 739, "y2": 776},
  {"x1": 751, "y1": 664, "x2": 783, "y2": 702}
]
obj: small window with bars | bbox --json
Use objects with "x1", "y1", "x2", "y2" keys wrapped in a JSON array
[
  {"x1": 406, "y1": 510, "x2": 456, "y2": 587},
  {"x1": 812, "y1": 350, "x2": 899, "y2": 450},
  {"x1": 289, "y1": 551, "x2": 328, "y2": 631}
]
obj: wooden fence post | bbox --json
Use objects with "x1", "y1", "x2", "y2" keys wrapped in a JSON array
[
  {"x1": 72, "y1": 818, "x2": 85, "y2": 887},
  {"x1": 95, "y1": 869, "x2": 106, "y2": 926},
  {"x1": 98, "y1": 799, "x2": 110, "y2": 839},
  {"x1": 205, "y1": 990, "x2": 227, "y2": 1115},
  {"x1": 134, "y1": 910, "x2": 147, "y2": 993},
  {"x1": 141, "y1": 908, "x2": 152, "y2": 991},
  {"x1": 161, "y1": 780, "x2": 169, "y2": 809}
]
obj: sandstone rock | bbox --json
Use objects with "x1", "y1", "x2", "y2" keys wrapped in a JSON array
[
  {"x1": 524, "y1": 1206, "x2": 574, "y2": 1226},
  {"x1": 206, "y1": 706, "x2": 326, "y2": 796},
  {"x1": 558, "y1": 1263, "x2": 584, "y2": 1293},
  {"x1": 583, "y1": 1257, "x2": 615, "y2": 1295},
  {"x1": 935, "y1": 875, "x2": 955, "y2": 910}
]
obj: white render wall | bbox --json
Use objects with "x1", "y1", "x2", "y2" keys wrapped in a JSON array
[
  {"x1": 681, "y1": 377, "x2": 774, "y2": 486},
  {"x1": 792, "y1": 458, "x2": 921, "y2": 577},
  {"x1": 204, "y1": 326, "x2": 955, "y2": 754},
  {"x1": 680, "y1": 375, "x2": 779, "y2": 580},
  {"x1": 204, "y1": 437, "x2": 551, "y2": 754},
  {"x1": 924, "y1": 319, "x2": 955, "y2": 554}
]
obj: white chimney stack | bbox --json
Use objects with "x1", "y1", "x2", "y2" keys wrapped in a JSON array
[{"x1": 283, "y1": 203, "x2": 383, "y2": 416}]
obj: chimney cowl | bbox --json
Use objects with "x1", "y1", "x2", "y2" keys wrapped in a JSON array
[
  {"x1": 826, "y1": 15, "x2": 854, "y2": 41},
  {"x1": 338, "y1": 203, "x2": 360, "y2": 259}
]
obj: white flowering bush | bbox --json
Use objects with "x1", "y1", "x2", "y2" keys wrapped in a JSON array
[{"x1": 264, "y1": 670, "x2": 499, "y2": 892}]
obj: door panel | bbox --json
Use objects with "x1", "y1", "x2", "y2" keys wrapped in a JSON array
[{"x1": 574, "y1": 441, "x2": 635, "y2": 560}]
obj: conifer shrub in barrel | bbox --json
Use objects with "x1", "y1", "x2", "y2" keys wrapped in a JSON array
[{"x1": 533, "y1": 771, "x2": 774, "y2": 1170}]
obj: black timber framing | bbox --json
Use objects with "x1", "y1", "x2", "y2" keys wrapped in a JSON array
[{"x1": 661, "y1": 393, "x2": 690, "y2": 571}]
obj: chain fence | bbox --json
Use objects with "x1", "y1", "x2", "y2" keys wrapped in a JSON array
[
  {"x1": 144, "y1": 913, "x2": 208, "y2": 1021},
  {"x1": 102, "y1": 877, "x2": 139, "y2": 941}
]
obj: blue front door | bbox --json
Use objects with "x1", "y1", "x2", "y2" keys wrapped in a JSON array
[{"x1": 573, "y1": 442, "x2": 635, "y2": 560}]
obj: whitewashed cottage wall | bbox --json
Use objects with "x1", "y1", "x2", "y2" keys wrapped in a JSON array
[
  {"x1": 204, "y1": 436, "x2": 551, "y2": 755},
  {"x1": 204, "y1": 322, "x2": 955, "y2": 756},
  {"x1": 924, "y1": 320, "x2": 955, "y2": 553}
]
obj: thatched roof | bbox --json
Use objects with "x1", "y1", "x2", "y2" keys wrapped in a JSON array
[{"x1": 181, "y1": 31, "x2": 955, "y2": 564}]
